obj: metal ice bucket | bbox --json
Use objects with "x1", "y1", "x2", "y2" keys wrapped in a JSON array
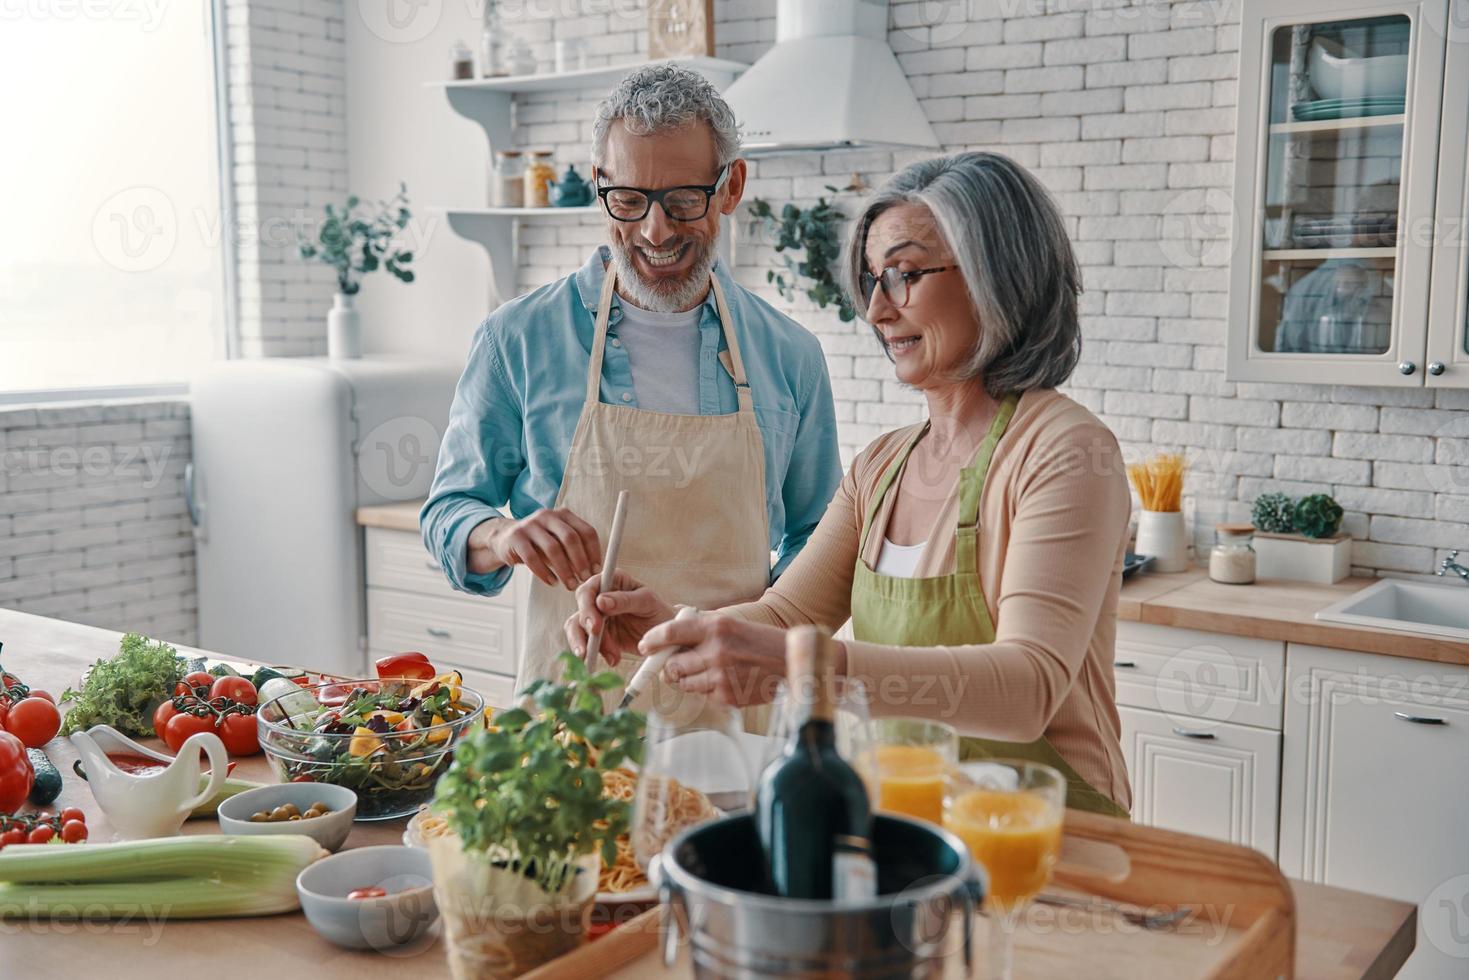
[{"x1": 652, "y1": 813, "x2": 985, "y2": 979}]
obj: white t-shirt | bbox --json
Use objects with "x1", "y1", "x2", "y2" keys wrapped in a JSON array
[{"x1": 616, "y1": 297, "x2": 701, "y2": 415}]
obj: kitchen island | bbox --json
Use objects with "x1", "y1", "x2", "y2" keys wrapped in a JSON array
[{"x1": 0, "y1": 607, "x2": 1417, "y2": 979}]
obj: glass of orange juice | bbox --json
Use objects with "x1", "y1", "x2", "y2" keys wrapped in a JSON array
[
  {"x1": 943, "y1": 760, "x2": 1064, "y2": 980},
  {"x1": 856, "y1": 719, "x2": 957, "y2": 825}
]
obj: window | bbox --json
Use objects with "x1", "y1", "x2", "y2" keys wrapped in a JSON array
[{"x1": 0, "y1": 2, "x2": 230, "y2": 395}]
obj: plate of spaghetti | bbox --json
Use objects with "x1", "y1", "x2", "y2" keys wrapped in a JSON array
[{"x1": 403, "y1": 768, "x2": 718, "y2": 904}]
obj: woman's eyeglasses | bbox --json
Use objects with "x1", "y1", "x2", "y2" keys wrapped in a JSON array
[
  {"x1": 596, "y1": 165, "x2": 730, "y2": 222},
  {"x1": 859, "y1": 265, "x2": 958, "y2": 309}
]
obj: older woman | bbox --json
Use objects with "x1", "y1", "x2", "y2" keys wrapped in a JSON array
[{"x1": 568, "y1": 152, "x2": 1132, "y2": 816}]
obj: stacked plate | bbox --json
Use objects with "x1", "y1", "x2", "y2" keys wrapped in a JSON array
[{"x1": 1291, "y1": 97, "x2": 1404, "y2": 121}]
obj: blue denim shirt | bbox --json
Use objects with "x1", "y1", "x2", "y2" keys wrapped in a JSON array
[{"x1": 421, "y1": 247, "x2": 843, "y2": 597}]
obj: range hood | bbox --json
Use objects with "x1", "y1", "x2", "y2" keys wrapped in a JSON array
[{"x1": 721, "y1": 0, "x2": 939, "y2": 155}]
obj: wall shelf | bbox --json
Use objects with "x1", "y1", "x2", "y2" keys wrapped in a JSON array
[
  {"x1": 430, "y1": 57, "x2": 746, "y2": 308},
  {"x1": 1268, "y1": 114, "x2": 1406, "y2": 136}
]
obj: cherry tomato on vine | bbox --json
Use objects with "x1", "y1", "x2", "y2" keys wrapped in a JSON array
[
  {"x1": 208, "y1": 676, "x2": 257, "y2": 707},
  {"x1": 60, "y1": 820, "x2": 88, "y2": 843},
  {"x1": 58, "y1": 807, "x2": 85, "y2": 825},
  {"x1": 153, "y1": 699, "x2": 180, "y2": 742},
  {"x1": 163, "y1": 712, "x2": 216, "y2": 753},
  {"x1": 26, "y1": 690, "x2": 54, "y2": 705},
  {"x1": 26, "y1": 825, "x2": 54, "y2": 845},
  {"x1": 0, "y1": 829, "x2": 25, "y2": 848},
  {"x1": 177, "y1": 672, "x2": 215, "y2": 696},
  {"x1": 217, "y1": 713, "x2": 260, "y2": 756},
  {"x1": 5, "y1": 697, "x2": 61, "y2": 748}
]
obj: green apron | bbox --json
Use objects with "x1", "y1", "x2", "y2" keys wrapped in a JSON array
[{"x1": 849, "y1": 394, "x2": 1129, "y2": 818}]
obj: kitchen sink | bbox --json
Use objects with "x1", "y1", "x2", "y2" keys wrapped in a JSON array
[{"x1": 1315, "y1": 578, "x2": 1469, "y2": 640}]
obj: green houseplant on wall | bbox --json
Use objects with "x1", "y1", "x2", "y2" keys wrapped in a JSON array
[
  {"x1": 427, "y1": 653, "x2": 644, "y2": 976},
  {"x1": 748, "y1": 187, "x2": 856, "y2": 322},
  {"x1": 297, "y1": 183, "x2": 415, "y2": 359},
  {"x1": 1250, "y1": 491, "x2": 1351, "y2": 583}
]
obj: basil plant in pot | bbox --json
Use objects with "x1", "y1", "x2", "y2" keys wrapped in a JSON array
[
  {"x1": 297, "y1": 183, "x2": 415, "y2": 359},
  {"x1": 428, "y1": 653, "x2": 644, "y2": 980}
]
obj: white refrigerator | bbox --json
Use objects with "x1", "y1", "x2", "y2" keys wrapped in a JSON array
[{"x1": 188, "y1": 357, "x2": 461, "y2": 675}]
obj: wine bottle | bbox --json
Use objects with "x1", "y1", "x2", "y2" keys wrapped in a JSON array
[{"x1": 756, "y1": 625, "x2": 877, "y2": 901}]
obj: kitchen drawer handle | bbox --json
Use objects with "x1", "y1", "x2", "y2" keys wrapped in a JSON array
[
  {"x1": 1394, "y1": 711, "x2": 1447, "y2": 726},
  {"x1": 1172, "y1": 727, "x2": 1216, "y2": 740},
  {"x1": 424, "y1": 560, "x2": 442, "y2": 572},
  {"x1": 425, "y1": 627, "x2": 452, "y2": 639},
  {"x1": 1114, "y1": 660, "x2": 1137, "y2": 669}
]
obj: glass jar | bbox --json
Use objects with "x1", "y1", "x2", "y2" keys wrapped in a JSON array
[
  {"x1": 480, "y1": 19, "x2": 507, "y2": 77},
  {"x1": 450, "y1": 40, "x2": 474, "y2": 80},
  {"x1": 491, "y1": 150, "x2": 524, "y2": 208},
  {"x1": 523, "y1": 151, "x2": 555, "y2": 208},
  {"x1": 1209, "y1": 523, "x2": 1257, "y2": 585}
]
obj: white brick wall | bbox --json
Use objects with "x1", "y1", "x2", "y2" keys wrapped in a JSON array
[
  {"x1": 498, "y1": 0, "x2": 1469, "y2": 580},
  {"x1": 0, "y1": 402, "x2": 197, "y2": 646}
]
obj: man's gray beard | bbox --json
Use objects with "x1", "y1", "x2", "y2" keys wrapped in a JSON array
[{"x1": 607, "y1": 238, "x2": 717, "y2": 313}]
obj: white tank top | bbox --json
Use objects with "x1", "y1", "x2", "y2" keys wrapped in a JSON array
[{"x1": 874, "y1": 537, "x2": 927, "y2": 579}]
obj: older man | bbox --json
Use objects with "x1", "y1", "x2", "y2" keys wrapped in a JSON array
[{"x1": 422, "y1": 65, "x2": 841, "y2": 700}]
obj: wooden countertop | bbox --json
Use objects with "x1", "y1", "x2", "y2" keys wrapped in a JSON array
[
  {"x1": 0, "y1": 608, "x2": 1417, "y2": 978},
  {"x1": 1117, "y1": 568, "x2": 1469, "y2": 667},
  {"x1": 357, "y1": 500, "x2": 423, "y2": 533}
]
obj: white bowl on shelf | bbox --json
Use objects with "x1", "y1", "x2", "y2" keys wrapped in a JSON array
[{"x1": 1308, "y1": 38, "x2": 1407, "y2": 102}]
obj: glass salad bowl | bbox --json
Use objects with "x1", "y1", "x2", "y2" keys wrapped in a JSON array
[{"x1": 256, "y1": 676, "x2": 485, "y2": 821}]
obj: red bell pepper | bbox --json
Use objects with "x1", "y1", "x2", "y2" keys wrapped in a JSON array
[
  {"x1": 375, "y1": 652, "x2": 436, "y2": 682},
  {"x1": 0, "y1": 732, "x2": 34, "y2": 814}
]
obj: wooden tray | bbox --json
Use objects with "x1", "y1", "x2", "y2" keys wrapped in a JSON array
[{"x1": 519, "y1": 810, "x2": 1296, "y2": 980}]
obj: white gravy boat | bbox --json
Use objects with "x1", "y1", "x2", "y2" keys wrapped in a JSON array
[{"x1": 70, "y1": 724, "x2": 229, "y2": 840}]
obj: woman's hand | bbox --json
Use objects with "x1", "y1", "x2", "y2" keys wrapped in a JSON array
[
  {"x1": 638, "y1": 613, "x2": 791, "y2": 708},
  {"x1": 564, "y1": 569, "x2": 676, "y2": 666}
]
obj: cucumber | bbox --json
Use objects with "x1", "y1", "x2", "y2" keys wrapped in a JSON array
[
  {"x1": 27, "y1": 749, "x2": 62, "y2": 806},
  {"x1": 250, "y1": 666, "x2": 288, "y2": 690},
  {"x1": 208, "y1": 662, "x2": 241, "y2": 678}
]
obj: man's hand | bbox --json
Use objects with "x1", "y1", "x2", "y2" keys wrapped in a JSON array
[{"x1": 467, "y1": 508, "x2": 602, "y2": 589}]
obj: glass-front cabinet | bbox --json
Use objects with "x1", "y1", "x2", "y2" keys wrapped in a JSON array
[
  {"x1": 1426, "y1": 0, "x2": 1469, "y2": 385},
  {"x1": 1228, "y1": 0, "x2": 1467, "y2": 386}
]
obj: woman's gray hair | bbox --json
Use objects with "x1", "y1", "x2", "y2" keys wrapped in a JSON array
[
  {"x1": 842, "y1": 152, "x2": 1082, "y2": 397},
  {"x1": 591, "y1": 64, "x2": 741, "y2": 168}
]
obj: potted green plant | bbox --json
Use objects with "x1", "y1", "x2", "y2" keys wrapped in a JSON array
[
  {"x1": 1250, "y1": 492, "x2": 1351, "y2": 583},
  {"x1": 427, "y1": 653, "x2": 643, "y2": 979},
  {"x1": 748, "y1": 188, "x2": 856, "y2": 322},
  {"x1": 297, "y1": 183, "x2": 415, "y2": 359}
]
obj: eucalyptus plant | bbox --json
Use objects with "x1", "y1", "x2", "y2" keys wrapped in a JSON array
[
  {"x1": 749, "y1": 188, "x2": 855, "y2": 321},
  {"x1": 1250, "y1": 492, "x2": 1296, "y2": 534},
  {"x1": 297, "y1": 183, "x2": 415, "y2": 295},
  {"x1": 431, "y1": 652, "x2": 645, "y2": 897}
]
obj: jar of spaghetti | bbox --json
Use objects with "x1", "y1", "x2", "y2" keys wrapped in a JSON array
[
  {"x1": 1209, "y1": 524, "x2": 1256, "y2": 585},
  {"x1": 523, "y1": 151, "x2": 555, "y2": 208}
]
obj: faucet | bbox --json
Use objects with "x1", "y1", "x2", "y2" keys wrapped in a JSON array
[{"x1": 1437, "y1": 551, "x2": 1469, "y2": 584}]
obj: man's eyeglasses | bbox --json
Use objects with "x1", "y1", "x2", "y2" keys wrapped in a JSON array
[
  {"x1": 858, "y1": 265, "x2": 958, "y2": 309},
  {"x1": 596, "y1": 164, "x2": 730, "y2": 222}
]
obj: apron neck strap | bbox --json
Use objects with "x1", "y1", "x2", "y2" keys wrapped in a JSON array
[
  {"x1": 587, "y1": 267, "x2": 752, "y2": 412},
  {"x1": 953, "y1": 393, "x2": 1019, "y2": 574}
]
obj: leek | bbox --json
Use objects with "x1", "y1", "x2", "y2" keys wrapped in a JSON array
[{"x1": 0, "y1": 834, "x2": 325, "y2": 919}]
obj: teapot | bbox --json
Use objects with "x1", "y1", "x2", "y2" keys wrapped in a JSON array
[
  {"x1": 70, "y1": 725, "x2": 228, "y2": 840},
  {"x1": 550, "y1": 164, "x2": 593, "y2": 208}
]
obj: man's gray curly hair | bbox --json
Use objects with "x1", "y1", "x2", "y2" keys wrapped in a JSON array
[{"x1": 591, "y1": 64, "x2": 741, "y2": 169}]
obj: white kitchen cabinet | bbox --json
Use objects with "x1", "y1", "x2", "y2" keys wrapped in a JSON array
[
  {"x1": 1280, "y1": 643, "x2": 1469, "y2": 979},
  {"x1": 1228, "y1": 0, "x2": 1467, "y2": 386},
  {"x1": 364, "y1": 526, "x2": 526, "y2": 705},
  {"x1": 1113, "y1": 622, "x2": 1285, "y2": 730},
  {"x1": 1118, "y1": 705, "x2": 1282, "y2": 858}
]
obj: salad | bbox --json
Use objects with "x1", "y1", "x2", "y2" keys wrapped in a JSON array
[{"x1": 257, "y1": 657, "x2": 484, "y2": 820}]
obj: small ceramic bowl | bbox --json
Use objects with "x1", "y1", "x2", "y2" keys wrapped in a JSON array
[
  {"x1": 295, "y1": 845, "x2": 439, "y2": 951},
  {"x1": 217, "y1": 782, "x2": 357, "y2": 852}
]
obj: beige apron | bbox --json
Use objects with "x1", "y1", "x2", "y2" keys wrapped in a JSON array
[{"x1": 518, "y1": 268, "x2": 773, "y2": 727}]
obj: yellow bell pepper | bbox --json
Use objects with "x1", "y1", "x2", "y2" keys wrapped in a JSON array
[
  {"x1": 348, "y1": 726, "x2": 383, "y2": 757},
  {"x1": 426, "y1": 714, "x2": 450, "y2": 744}
]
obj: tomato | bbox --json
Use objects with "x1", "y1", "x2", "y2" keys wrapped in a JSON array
[
  {"x1": 26, "y1": 690, "x2": 54, "y2": 705},
  {"x1": 291, "y1": 774, "x2": 316, "y2": 783},
  {"x1": 217, "y1": 713, "x2": 260, "y2": 756},
  {"x1": 347, "y1": 887, "x2": 387, "y2": 900},
  {"x1": 208, "y1": 676, "x2": 257, "y2": 707},
  {"x1": 177, "y1": 671, "x2": 215, "y2": 696},
  {"x1": 26, "y1": 825, "x2": 54, "y2": 844},
  {"x1": 375, "y1": 652, "x2": 436, "y2": 682},
  {"x1": 315, "y1": 682, "x2": 358, "y2": 707},
  {"x1": 163, "y1": 712, "x2": 216, "y2": 754},
  {"x1": 0, "y1": 732, "x2": 32, "y2": 814},
  {"x1": 59, "y1": 807, "x2": 85, "y2": 825},
  {"x1": 5, "y1": 698, "x2": 60, "y2": 749},
  {"x1": 152, "y1": 699, "x2": 180, "y2": 741},
  {"x1": 60, "y1": 820, "x2": 87, "y2": 844},
  {"x1": 0, "y1": 703, "x2": 8, "y2": 732},
  {"x1": 0, "y1": 829, "x2": 24, "y2": 848}
]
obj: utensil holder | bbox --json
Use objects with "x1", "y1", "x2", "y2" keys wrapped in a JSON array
[{"x1": 1135, "y1": 510, "x2": 1188, "y2": 573}]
